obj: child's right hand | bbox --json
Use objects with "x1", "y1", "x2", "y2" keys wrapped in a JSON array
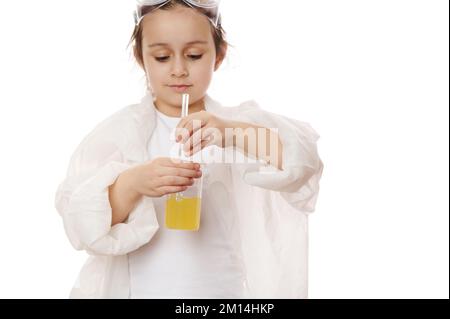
[{"x1": 127, "y1": 157, "x2": 202, "y2": 198}]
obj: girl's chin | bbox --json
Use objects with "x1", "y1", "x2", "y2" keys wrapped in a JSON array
[
  {"x1": 169, "y1": 93, "x2": 198, "y2": 104},
  {"x1": 154, "y1": 95, "x2": 187, "y2": 107},
  {"x1": 154, "y1": 90, "x2": 203, "y2": 106}
]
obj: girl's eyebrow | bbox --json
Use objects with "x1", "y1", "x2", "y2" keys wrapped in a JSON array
[{"x1": 148, "y1": 40, "x2": 208, "y2": 48}]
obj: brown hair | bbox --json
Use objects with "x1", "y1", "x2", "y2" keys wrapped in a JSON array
[{"x1": 128, "y1": 0, "x2": 228, "y2": 68}]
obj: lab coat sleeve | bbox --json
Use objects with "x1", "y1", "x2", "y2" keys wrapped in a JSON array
[
  {"x1": 232, "y1": 100, "x2": 324, "y2": 214},
  {"x1": 55, "y1": 120, "x2": 159, "y2": 256}
]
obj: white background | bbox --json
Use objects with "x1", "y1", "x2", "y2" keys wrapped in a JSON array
[{"x1": 0, "y1": 0, "x2": 448, "y2": 298}]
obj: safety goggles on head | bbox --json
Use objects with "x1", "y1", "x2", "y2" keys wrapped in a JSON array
[{"x1": 134, "y1": 0, "x2": 222, "y2": 28}]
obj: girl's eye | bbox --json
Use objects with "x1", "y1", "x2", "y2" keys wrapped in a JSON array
[
  {"x1": 155, "y1": 56, "x2": 169, "y2": 62},
  {"x1": 188, "y1": 54, "x2": 203, "y2": 60},
  {"x1": 154, "y1": 54, "x2": 203, "y2": 62}
]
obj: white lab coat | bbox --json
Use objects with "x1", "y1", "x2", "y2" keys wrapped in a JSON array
[{"x1": 55, "y1": 93, "x2": 324, "y2": 299}]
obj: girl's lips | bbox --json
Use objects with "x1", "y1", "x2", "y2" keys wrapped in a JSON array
[{"x1": 169, "y1": 85, "x2": 192, "y2": 93}]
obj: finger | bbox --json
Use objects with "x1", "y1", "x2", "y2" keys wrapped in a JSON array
[
  {"x1": 187, "y1": 136, "x2": 215, "y2": 156},
  {"x1": 161, "y1": 158, "x2": 201, "y2": 170},
  {"x1": 163, "y1": 167, "x2": 202, "y2": 179},
  {"x1": 175, "y1": 114, "x2": 194, "y2": 141},
  {"x1": 185, "y1": 130, "x2": 214, "y2": 157},
  {"x1": 160, "y1": 175, "x2": 195, "y2": 187},
  {"x1": 183, "y1": 126, "x2": 204, "y2": 153},
  {"x1": 185, "y1": 124, "x2": 217, "y2": 151},
  {"x1": 186, "y1": 127, "x2": 218, "y2": 155},
  {"x1": 175, "y1": 114, "x2": 191, "y2": 130},
  {"x1": 178, "y1": 119, "x2": 205, "y2": 144},
  {"x1": 157, "y1": 185, "x2": 189, "y2": 196},
  {"x1": 175, "y1": 111, "x2": 206, "y2": 130},
  {"x1": 174, "y1": 126, "x2": 190, "y2": 144}
]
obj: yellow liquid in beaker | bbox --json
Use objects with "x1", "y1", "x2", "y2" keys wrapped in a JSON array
[{"x1": 165, "y1": 195, "x2": 202, "y2": 231}]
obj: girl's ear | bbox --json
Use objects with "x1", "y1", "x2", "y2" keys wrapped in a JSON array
[{"x1": 214, "y1": 43, "x2": 228, "y2": 71}]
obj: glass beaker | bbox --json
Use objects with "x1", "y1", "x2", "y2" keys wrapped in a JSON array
[{"x1": 165, "y1": 169, "x2": 203, "y2": 231}]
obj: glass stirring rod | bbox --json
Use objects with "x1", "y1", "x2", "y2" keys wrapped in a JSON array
[
  {"x1": 175, "y1": 93, "x2": 190, "y2": 201},
  {"x1": 178, "y1": 93, "x2": 190, "y2": 158}
]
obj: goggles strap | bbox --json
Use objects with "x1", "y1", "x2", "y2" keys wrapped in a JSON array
[{"x1": 134, "y1": 0, "x2": 221, "y2": 27}]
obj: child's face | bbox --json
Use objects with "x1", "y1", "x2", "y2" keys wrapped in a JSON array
[{"x1": 140, "y1": 5, "x2": 224, "y2": 107}]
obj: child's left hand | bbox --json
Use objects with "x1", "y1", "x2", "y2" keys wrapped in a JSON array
[{"x1": 175, "y1": 111, "x2": 233, "y2": 156}]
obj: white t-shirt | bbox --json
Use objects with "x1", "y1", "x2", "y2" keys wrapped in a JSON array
[{"x1": 128, "y1": 108, "x2": 246, "y2": 299}]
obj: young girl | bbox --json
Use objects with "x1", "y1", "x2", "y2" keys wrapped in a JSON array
[{"x1": 55, "y1": 0, "x2": 323, "y2": 299}]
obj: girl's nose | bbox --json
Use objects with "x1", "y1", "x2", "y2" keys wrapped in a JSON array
[{"x1": 171, "y1": 56, "x2": 188, "y2": 77}]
